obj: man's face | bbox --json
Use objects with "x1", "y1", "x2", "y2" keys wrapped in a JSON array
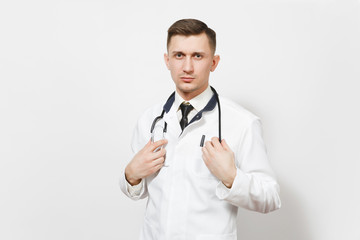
[{"x1": 164, "y1": 33, "x2": 220, "y2": 100}]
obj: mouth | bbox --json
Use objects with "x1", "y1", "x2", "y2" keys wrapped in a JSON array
[{"x1": 180, "y1": 76, "x2": 195, "y2": 83}]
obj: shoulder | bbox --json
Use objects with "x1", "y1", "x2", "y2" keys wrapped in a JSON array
[
  {"x1": 131, "y1": 102, "x2": 163, "y2": 149},
  {"x1": 219, "y1": 96, "x2": 260, "y2": 125},
  {"x1": 136, "y1": 102, "x2": 163, "y2": 125}
]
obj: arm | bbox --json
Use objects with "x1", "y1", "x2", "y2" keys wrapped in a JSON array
[
  {"x1": 119, "y1": 109, "x2": 168, "y2": 200},
  {"x1": 120, "y1": 139, "x2": 167, "y2": 200},
  {"x1": 119, "y1": 168, "x2": 147, "y2": 200},
  {"x1": 202, "y1": 119, "x2": 281, "y2": 213}
]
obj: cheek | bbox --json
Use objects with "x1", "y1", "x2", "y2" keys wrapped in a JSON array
[
  {"x1": 168, "y1": 65, "x2": 182, "y2": 83},
  {"x1": 169, "y1": 62, "x2": 182, "y2": 74},
  {"x1": 195, "y1": 61, "x2": 212, "y2": 74},
  {"x1": 197, "y1": 67, "x2": 211, "y2": 80}
]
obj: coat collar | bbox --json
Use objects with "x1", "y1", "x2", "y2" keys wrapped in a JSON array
[{"x1": 162, "y1": 87, "x2": 218, "y2": 124}]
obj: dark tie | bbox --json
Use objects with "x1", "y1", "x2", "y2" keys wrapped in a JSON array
[{"x1": 180, "y1": 102, "x2": 194, "y2": 130}]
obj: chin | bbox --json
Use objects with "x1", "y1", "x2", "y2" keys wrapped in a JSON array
[{"x1": 178, "y1": 83, "x2": 196, "y2": 93}]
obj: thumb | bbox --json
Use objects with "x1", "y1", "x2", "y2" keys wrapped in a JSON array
[
  {"x1": 221, "y1": 139, "x2": 230, "y2": 151},
  {"x1": 141, "y1": 138, "x2": 152, "y2": 151},
  {"x1": 146, "y1": 138, "x2": 152, "y2": 146}
]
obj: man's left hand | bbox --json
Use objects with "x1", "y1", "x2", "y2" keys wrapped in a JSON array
[{"x1": 202, "y1": 137, "x2": 237, "y2": 188}]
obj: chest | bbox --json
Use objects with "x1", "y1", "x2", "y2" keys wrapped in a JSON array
[{"x1": 154, "y1": 110, "x2": 221, "y2": 181}]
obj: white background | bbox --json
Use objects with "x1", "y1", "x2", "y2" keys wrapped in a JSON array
[{"x1": 1, "y1": 0, "x2": 359, "y2": 239}]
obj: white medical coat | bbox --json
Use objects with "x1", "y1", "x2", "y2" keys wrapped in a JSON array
[{"x1": 120, "y1": 93, "x2": 281, "y2": 240}]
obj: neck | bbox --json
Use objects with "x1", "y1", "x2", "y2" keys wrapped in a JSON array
[{"x1": 177, "y1": 84, "x2": 209, "y2": 101}]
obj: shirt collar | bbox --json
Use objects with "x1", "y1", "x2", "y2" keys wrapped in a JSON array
[{"x1": 174, "y1": 85, "x2": 213, "y2": 112}]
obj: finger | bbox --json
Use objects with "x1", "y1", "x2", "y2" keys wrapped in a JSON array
[
  {"x1": 211, "y1": 137, "x2": 223, "y2": 151},
  {"x1": 201, "y1": 146, "x2": 207, "y2": 156},
  {"x1": 147, "y1": 162, "x2": 164, "y2": 176},
  {"x1": 201, "y1": 148, "x2": 212, "y2": 168},
  {"x1": 149, "y1": 139, "x2": 168, "y2": 152},
  {"x1": 202, "y1": 154, "x2": 209, "y2": 166},
  {"x1": 151, "y1": 159, "x2": 164, "y2": 170},
  {"x1": 145, "y1": 138, "x2": 152, "y2": 147},
  {"x1": 152, "y1": 148, "x2": 166, "y2": 159},
  {"x1": 204, "y1": 141, "x2": 215, "y2": 153},
  {"x1": 152, "y1": 156, "x2": 165, "y2": 166},
  {"x1": 201, "y1": 147, "x2": 209, "y2": 162},
  {"x1": 153, "y1": 162, "x2": 164, "y2": 172},
  {"x1": 221, "y1": 139, "x2": 230, "y2": 151}
]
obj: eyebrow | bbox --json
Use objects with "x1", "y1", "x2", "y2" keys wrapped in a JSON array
[{"x1": 171, "y1": 51, "x2": 207, "y2": 55}]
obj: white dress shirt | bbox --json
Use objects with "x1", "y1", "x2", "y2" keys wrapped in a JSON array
[{"x1": 174, "y1": 85, "x2": 213, "y2": 123}]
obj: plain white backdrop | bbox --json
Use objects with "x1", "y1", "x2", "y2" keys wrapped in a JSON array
[{"x1": 1, "y1": 0, "x2": 359, "y2": 239}]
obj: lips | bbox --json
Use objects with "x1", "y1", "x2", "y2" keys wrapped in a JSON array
[{"x1": 180, "y1": 76, "x2": 195, "y2": 83}]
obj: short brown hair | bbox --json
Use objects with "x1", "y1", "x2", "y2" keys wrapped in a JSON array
[{"x1": 167, "y1": 19, "x2": 216, "y2": 54}]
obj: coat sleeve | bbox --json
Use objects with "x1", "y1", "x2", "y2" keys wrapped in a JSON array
[
  {"x1": 215, "y1": 118, "x2": 281, "y2": 213},
  {"x1": 119, "y1": 116, "x2": 149, "y2": 200}
]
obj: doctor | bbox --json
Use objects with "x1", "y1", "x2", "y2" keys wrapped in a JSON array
[{"x1": 120, "y1": 19, "x2": 281, "y2": 240}]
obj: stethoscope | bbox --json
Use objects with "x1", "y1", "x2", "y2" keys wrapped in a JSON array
[{"x1": 150, "y1": 86, "x2": 222, "y2": 147}]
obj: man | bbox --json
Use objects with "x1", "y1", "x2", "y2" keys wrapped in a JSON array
[{"x1": 120, "y1": 19, "x2": 281, "y2": 240}]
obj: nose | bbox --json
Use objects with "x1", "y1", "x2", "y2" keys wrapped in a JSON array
[{"x1": 182, "y1": 56, "x2": 194, "y2": 74}]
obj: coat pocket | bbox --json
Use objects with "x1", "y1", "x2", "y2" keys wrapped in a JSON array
[{"x1": 188, "y1": 144, "x2": 218, "y2": 180}]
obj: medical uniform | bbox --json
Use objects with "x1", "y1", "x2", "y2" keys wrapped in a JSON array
[{"x1": 120, "y1": 86, "x2": 281, "y2": 240}]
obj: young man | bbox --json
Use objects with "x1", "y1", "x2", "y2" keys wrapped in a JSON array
[{"x1": 120, "y1": 19, "x2": 281, "y2": 240}]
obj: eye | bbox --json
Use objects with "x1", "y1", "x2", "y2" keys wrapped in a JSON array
[
  {"x1": 194, "y1": 54, "x2": 202, "y2": 59},
  {"x1": 175, "y1": 53, "x2": 183, "y2": 58}
]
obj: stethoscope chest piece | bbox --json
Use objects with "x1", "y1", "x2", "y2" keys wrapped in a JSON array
[{"x1": 151, "y1": 118, "x2": 166, "y2": 143}]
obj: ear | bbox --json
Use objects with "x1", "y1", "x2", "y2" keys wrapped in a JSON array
[
  {"x1": 210, "y1": 55, "x2": 220, "y2": 72},
  {"x1": 164, "y1": 53, "x2": 170, "y2": 70}
]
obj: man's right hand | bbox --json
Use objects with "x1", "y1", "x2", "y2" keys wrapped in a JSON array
[{"x1": 125, "y1": 139, "x2": 168, "y2": 186}]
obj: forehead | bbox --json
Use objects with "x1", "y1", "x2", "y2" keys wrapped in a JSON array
[{"x1": 168, "y1": 33, "x2": 212, "y2": 53}]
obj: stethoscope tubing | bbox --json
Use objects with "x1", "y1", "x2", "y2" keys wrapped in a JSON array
[
  {"x1": 150, "y1": 86, "x2": 221, "y2": 143},
  {"x1": 210, "y1": 86, "x2": 221, "y2": 143}
]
